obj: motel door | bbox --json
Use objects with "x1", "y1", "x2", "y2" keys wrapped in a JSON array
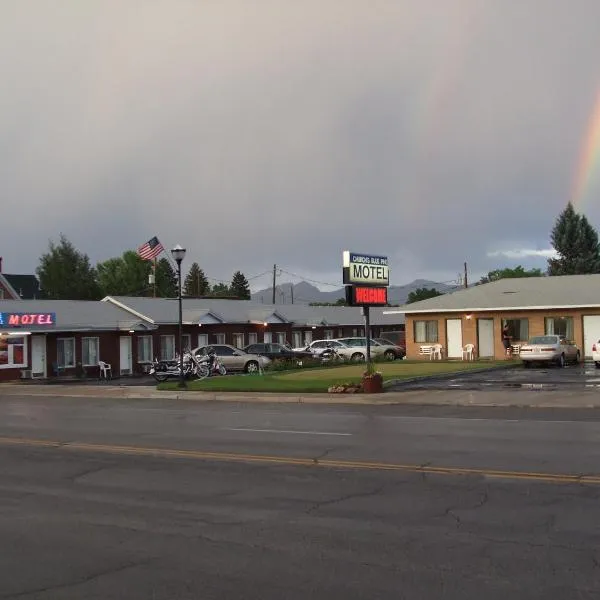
[
  {"x1": 31, "y1": 335, "x2": 47, "y2": 378},
  {"x1": 119, "y1": 336, "x2": 132, "y2": 375},
  {"x1": 477, "y1": 319, "x2": 495, "y2": 358},
  {"x1": 446, "y1": 319, "x2": 463, "y2": 358}
]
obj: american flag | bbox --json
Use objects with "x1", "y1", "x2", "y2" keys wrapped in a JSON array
[{"x1": 137, "y1": 236, "x2": 164, "y2": 261}]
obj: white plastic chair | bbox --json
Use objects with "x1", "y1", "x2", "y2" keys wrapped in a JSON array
[
  {"x1": 462, "y1": 344, "x2": 476, "y2": 361},
  {"x1": 430, "y1": 344, "x2": 443, "y2": 360},
  {"x1": 98, "y1": 361, "x2": 112, "y2": 380}
]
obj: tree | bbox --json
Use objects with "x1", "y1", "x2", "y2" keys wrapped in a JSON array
[
  {"x1": 36, "y1": 234, "x2": 101, "y2": 300},
  {"x1": 406, "y1": 287, "x2": 443, "y2": 304},
  {"x1": 97, "y1": 251, "x2": 151, "y2": 296},
  {"x1": 155, "y1": 258, "x2": 177, "y2": 297},
  {"x1": 547, "y1": 203, "x2": 600, "y2": 275},
  {"x1": 310, "y1": 298, "x2": 346, "y2": 306},
  {"x1": 211, "y1": 282, "x2": 231, "y2": 297},
  {"x1": 478, "y1": 265, "x2": 543, "y2": 285},
  {"x1": 230, "y1": 271, "x2": 251, "y2": 299},
  {"x1": 183, "y1": 262, "x2": 209, "y2": 297}
]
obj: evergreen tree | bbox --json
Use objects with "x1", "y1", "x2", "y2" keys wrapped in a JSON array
[
  {"x1": 155, "y1": 257, "x2": 178, "y2": 297},
  {"x1": 478, "y1": 265, "x2": 543, "y2": 285},
  {"x1": 230, "y1": 270, "x2": 251, "y2": 299},
  {"x1": 548, "y1": 203, "x2": 600, "y2": 275},
  {"x1": 36, "y1": 234, "x2": 101, "y2": 299},
  {"x1": 183, "y1": 262, "x2": 209, "y2": 297},
  {"x1": 211, "y1": 282, "x2": 231, "y2": 297},
  {"x1": 97, "y1": 251, "x2": 151, "y2": 296},
  {"x1": 406, "y1": 287, "x2": 443, "y2": 304}
]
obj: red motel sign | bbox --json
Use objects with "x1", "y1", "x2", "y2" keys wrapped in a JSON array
[
  {"x1": 0, "y1": 312, "x2": 56, "y2": 327},
  {"x1": 347, "y1": 286, "x2": 388, "y2": 306}
]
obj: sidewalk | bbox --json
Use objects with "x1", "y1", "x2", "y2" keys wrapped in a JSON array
[{"x1": 1, "y1": 382, "x2": 600, "y2": 408}]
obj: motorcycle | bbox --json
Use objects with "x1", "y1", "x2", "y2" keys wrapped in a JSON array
[
  {"x1": 320, "y1": 343, "x2": 344, "y2": 364},
  {"x1": 150, "y1": 351, "x2": 210, "y2": 382}
]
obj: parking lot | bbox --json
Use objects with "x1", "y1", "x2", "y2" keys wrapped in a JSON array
[{"x1": 395, "y1": 361, "x2": 600, "y2": 391}]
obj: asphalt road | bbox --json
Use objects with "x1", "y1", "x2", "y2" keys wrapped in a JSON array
[
  {"x1": 1, "y1": 395, "x2": 600, "y2": 598},
  {"x1": 394, "y1": 360, "x2": 600, "y2": 391}
]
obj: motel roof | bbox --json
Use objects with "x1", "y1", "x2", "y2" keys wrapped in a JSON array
[
  {"x1": 104, "y1": 296, "x2": 405, "y2": 327},
  {"x1": 390, "y1": 274, "x2": 600, "y2": 314},
  {"x1": 0, "y1": 299, "x2": 153, "y2": 333}
]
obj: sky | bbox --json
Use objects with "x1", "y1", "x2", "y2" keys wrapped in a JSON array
[{"x1": 2, "y1": 0, "x2": 600, "y2": 293}]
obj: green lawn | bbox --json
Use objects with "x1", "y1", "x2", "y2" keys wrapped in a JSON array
[{"x1": 157, "y1": 360, "x2": 515, "y2": 393}]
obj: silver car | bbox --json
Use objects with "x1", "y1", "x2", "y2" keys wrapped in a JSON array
[
  {"x1": 519, "y1": 335, "x2": 580, "y2": 368},
  {"x1": 192, "y1": 344, "x2": 271, "y2": 373}
]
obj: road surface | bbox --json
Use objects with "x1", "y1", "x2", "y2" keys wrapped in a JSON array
[{"x1": 0, "y1": 394, "x2": 598, "y2": 599}]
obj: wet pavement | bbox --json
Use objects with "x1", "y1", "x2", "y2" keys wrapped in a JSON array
[{"x1": 394, "y1": 361, "x2": 600, "y2": 391}]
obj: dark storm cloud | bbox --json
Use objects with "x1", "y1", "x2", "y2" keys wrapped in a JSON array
[{"x1": 2, "y1": 0, "x2": 600, "y2": 288}]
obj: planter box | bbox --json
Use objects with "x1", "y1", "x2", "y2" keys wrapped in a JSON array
[{"x1": 362, "y1": 373, "x2": 383, "y2": 394}]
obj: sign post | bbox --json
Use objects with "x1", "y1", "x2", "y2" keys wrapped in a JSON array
[{"x1": 342, "y1": 252, "x2": 389, "y2": 382}]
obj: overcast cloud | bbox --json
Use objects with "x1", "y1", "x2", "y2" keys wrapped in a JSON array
[{"x1": 2, "y1": 0, "x2": 600, "y2": 291}]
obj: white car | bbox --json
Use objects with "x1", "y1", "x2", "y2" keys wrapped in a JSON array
[
  {"x1": 519, "y1": 335, "x2": 580, "y2": 368},
  {"x1": 296, "y1": 339, "x2": 358, "y2": 362},
  {"x1": 593, "y1": 340, "x2": 600, "y2": 368}
]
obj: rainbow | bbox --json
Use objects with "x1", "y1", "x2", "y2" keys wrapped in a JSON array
[{"x1": 571, "y1": 89, "x2": 600, "y2": 209}]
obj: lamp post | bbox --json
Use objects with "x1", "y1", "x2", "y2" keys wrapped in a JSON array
[{"x1": 171, "y1": 244, "x2": 187, "y2": 389}]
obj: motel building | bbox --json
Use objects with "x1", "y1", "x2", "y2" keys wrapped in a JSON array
[
  {"x1": 0, "y1": 297, "x2": 405, "y2": 382},
  {"x1": 386, "y1": 274, "x2": 600, "y2": 361}
]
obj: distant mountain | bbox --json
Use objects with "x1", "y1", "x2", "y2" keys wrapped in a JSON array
[{"x1": 250, "y1": 279, "x2": 455, "y2": 306}]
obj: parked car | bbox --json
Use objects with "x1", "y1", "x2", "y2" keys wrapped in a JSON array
[
  {"x1": 336, "y1": 337, "x2": 404, "y2": 361},
  {"x1": 244, "y1": 342, "x2": 313, "y2": 364},
  {"x1": 519, "y1": 335, "x2": 580, "y2": 368},
  {"x1": 592, "y1": 340, "x2": 600, "y2": 368},
  {"x1": 296, "y1": 339, "x2": 353, "y2": 362},
  {"x1": 192, "y1": 344, "x2": 271, "y2": 373},
  {"x1": 373, "y1": 338, "x2": 406, "y2": 360}
]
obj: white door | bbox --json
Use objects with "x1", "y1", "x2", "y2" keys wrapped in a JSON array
[
  {"x1": 31, "y1": 335, "x2": 46, "y2": 378},
  {"x1": 119, "y1": 336, "x2": 132, "y2": 375},
  {"x1": 446, "y1": 319, "x2": 463, "y2": 358},
  {"x1": 583, "y1": 316, "x2": 600, "y2": 357},
  {"x1": 477, "y1": 319, "x2": 494, "y2": 358}
]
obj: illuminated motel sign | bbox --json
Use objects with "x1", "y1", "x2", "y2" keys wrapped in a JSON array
[{"x1": 0, "y1": 313, "x2": 56, "y2": 327}]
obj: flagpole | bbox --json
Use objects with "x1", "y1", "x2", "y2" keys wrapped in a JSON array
[{"x1": 153, "y1": 258, "x2": 157, "y2": 298}]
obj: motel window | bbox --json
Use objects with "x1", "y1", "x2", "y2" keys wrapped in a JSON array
[
  {"x1": 338, "y1": 329, "x2": 344, "y2": 338},
  {"x1": 81, "y1": 337, "x2": 99, "y2": 366},
  {"x1": 545, "y1": 317, "x2": 574, "y2": 340},
  {"x1": 198, "y1": 333, "x2": 208, "y2": 347},
  {"x1": 502, "y1": 319, "x2": 529, "y2": 342},
  {"x1": 276, "y1": 332, "x2": 286, "y2": 345},
  {"x1": 263, "y1": 331, "x2": 272, "y2": 343},
  {"x1": 414, "y1": 320, "x2": 438, "y2": 343},
  {"x1": 214, "y1": 333, "x2": 226, "y2": 345},
  {"x1": 248, "y1": 332, "x2": 258, "y2": 345},
  {"x1": 304, "y1": 330, "x2": 313, "y2": 345},
  {"x1": 0, "y1": 334, "x2": 27, "y2": 368},
  {"x1": 292, "y1": 331, "x2": 303, "y2": 348},
  {"x1": 232, "y1": 333, "x2": 244, "y2": 348},
  {"x1": 138, "y1": 336, "x2": 153, "y2": 363},
  {"x1": 57, "y1": 338, "x2": 76, "y2": 368},
  {"x1": 160, "y1": 335, "x2": 176, "y2": 360},
  {"x1": 324, "y1": 330, "x2": 334, "y2": 340}
]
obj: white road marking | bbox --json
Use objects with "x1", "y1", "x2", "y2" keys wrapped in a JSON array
[{"x1": 224, "y1": 427, "x2": 352, "y2": 436}]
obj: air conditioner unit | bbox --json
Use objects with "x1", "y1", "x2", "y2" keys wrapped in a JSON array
[{"x1": 20, "y1": 370, "x2": 32, "y2": 379}]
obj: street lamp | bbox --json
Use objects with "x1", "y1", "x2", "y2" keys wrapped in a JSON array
[{"x1": 171, "y1": 244, "x2": 187, "y2": 389}]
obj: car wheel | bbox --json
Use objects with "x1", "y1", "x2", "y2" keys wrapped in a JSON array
[
  {"x1": 596, "y1": 361, "x2": 600, "y2": 369},
  {"x1": 245, "y1": 360, "x2": 259, "y2": 373},
  {"x1": 557, "y1": 354, "x2": 565, "y2": 368},
  {"x1": 351, "y1": 352, "x2": 365, "y2": 362},
  {"x1": 523, "y1": 361, "x2": 531, "y2": 369},
  {"x1": 384, "y1": 350, "x2": 396, "y2": 361}
]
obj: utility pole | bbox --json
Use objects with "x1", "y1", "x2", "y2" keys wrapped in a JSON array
[
  {"x1": 272, "y1": 264, "x2": 277, "y2": 304},
  {"x1": 291, "y1": 284, "x2": 294, "y2": 304},
  {"x1": 464, "y1": 262, "x2": 468, "y2": 289}
]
